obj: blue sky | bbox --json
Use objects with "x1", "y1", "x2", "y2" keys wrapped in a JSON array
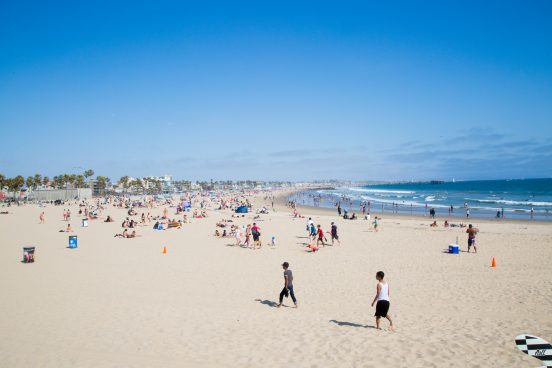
[{"x1": 1, "y1": 0, "x2": 551, "y2": 181}]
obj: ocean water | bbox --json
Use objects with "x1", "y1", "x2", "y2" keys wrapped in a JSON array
[{"x1": 289, "y1": 178, "x2": 552, "y2": 220}]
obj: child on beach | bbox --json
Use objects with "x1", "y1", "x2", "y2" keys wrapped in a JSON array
[
  {"x1": 371, "y1": 271, "x2": 394, "y2": 331},
  {"x1": 316, "y1": 224, "x2": 325, "y2": 247},
  {"x1": 235, "y1": 226, "x2": 242, "y2": 246},
  {"x1": 372, "y1": 217, "x2": 378, "y2": 232},
  {"x1": 278, "y1": 262, "x2": 297, "y2": 308},
  {"x1": 310, "y1": 223, "x2": 317, "y2": 241},
  {"x1": 39, "y1": 211, "x2": 45, "y2": 224}
]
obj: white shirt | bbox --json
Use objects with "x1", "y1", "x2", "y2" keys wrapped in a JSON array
[{"x1": 377, "y1": 282, "x2": 389, "y2": 302}]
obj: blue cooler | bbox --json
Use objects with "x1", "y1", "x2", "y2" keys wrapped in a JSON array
[
  {"x1": 68, "y1": 236, "x2": 78, "y2": 249},
  {"x1": 448, "y1": 244, "x2": 459, "y2": 254}
]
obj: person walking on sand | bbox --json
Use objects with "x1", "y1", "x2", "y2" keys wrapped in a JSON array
[
  {"x1": 39, "y1": 211, "x2": 45, "y2": 224},
  {"x1": 278, "y1": 262, "x2": 297, "y2": 308},
  {"x1": 235, "y1": 226, "x2": 242, "y2": 246},
  {"x1": 309, "y1": 222, "x2": 317, "y2": 241},
  {"x1": 371, "y1": 271, "x2": 394, "y2": 331},
  {"x1": 466, "y1": 224, "x2": 479, "y2": 253},
  {"x1": 251, "y1": 223, "x2": 261, "y2": 249},
  {"x1": 306, "y1": 217, "x2": 314, "y2": 236},
  {"x1": 316, "y1": 224, "x2": 325, "y2": 247},
  {"x1": 244, "y1": 224, "x2": 252, "y2": 247},
  {"x1": 372, "y1": 217, "x2": 379, "y2": 232},
  {"x1": 329, "y1": 222, "x2": 341, "y2": 246}
]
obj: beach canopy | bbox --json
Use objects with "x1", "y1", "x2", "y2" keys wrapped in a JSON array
[{"x1": 235, "y1": 205, "x2": 248, "y2": 214}]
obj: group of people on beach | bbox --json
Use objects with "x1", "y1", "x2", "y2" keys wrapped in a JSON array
[
  {"x1": 215, "y1": 221, "x2": 263, "y2": 249},
  {"x1": 305, "y1": 218, "x2": 342, "y2": 248},
  {"x1": 276, "y1": 262, "x2": 394, "y2": 330}
]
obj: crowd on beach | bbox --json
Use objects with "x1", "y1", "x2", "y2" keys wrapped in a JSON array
[{"x1": 11, "y1": 187, "x2": 488, "y2": 332}]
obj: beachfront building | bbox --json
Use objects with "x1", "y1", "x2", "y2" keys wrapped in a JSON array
[
  {"x1": 144, "y1": 175, "x2": 172, "y2": 193},
  {"x1": 89, "y1": 177, "x2": 112, "y2": 197}
]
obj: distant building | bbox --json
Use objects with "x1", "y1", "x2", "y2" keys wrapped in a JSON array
[{"x1": 172, "y1": 180, "x2": 192, "y2": 192}]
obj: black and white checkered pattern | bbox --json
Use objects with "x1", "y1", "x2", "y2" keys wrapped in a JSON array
[{"x1": 515, "y1": 334, "x2": 552, "y2": 367}]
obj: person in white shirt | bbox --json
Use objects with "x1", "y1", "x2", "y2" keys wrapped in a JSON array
[
  {"x1": 371, "y1": 271, "x2": 394, "y2": 331},
  {"x1": 235, "y1": 227, "x2": 242, "y2": 246}
]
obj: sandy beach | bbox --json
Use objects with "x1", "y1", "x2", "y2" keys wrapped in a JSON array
[{"x1": 1, "y1": 191, "x2": 551, "y2": 368}]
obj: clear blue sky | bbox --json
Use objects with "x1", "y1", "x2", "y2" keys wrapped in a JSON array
[{"x1": 1, "y1": 0, "x2": 551, "y2": 181}]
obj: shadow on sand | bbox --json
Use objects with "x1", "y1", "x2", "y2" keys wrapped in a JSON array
[
  {"x1": 329, "y1": 320, "x2": 375, "y2": 328},
  {"x1": 441, "y1": 249, "x2": 470, "y2": 254},
  {"x1": 255, "y1": 299, "x2": 280, "y2": 308}
]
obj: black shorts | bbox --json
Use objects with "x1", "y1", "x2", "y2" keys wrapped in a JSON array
[
  {"x1": 375, "y1": 300, "x2": 390, "y2": 318},
  {"x1": 253, "y1": 234, "x2": 260, "y2": 241},
  {"x1": 468, "y1": 238, "x2": 475, "y2": 246},
  {"x1": 331, "y1": 234, "x2": 338, "y2": 240}
]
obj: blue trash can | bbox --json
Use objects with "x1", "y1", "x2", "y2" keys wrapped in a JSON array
[{"x1": 68, "y1": 236, "x2": 78, "y2": 249}]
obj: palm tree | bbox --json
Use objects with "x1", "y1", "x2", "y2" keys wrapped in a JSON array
[
  {"x1": 131, "y1": 179, "x2": 143, "y2": 194},
  {"x1": 84, "y1": 169, "x2": 94, "y2": 181},
  {"x1": 118, "y1": 176, "x2": 130, "y2": 194},
  {"x1": 53, "y1": 175, "x2": 63, "y2": 189},
  {"x1": 62, "y1": 174, "x2": 70, "y2": 188},
  {"x1": 96, "y1": 176, "x2": 107, "y2": 189},
  {"x1": 33, "y1": 174, "x2": 42, "y2": 189},
  {"x1": 42, "y1": 176, "x2": 50, "y2": 187},
  {"x1": 0, "y1": 174, "x2": 5, "y2": 190},
  {"x1": 9, "y1": 175, "x2": 24, "y2": 200},
  {"x1": 26, "y1": 176, "x2": 34, "y2": 189},
  {"x1": 75, "y1": 175, "x2": 85, "y2": 188},
  {"x1": 69, "y1": 174, "x2": 76, "y2": 188}
]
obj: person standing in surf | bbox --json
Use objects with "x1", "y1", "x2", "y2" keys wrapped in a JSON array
[{"x1": 371, "y1": 271, "x2": 394, "y2": 331}]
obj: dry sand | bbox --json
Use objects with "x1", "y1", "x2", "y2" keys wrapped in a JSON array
[{"x1": 1, "y1": 193, "x2": 551, "y2": 367}]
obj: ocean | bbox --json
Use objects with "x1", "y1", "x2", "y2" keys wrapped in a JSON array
[{"x1": 289, "y1": 178, "x2": 552, "y2": 220}]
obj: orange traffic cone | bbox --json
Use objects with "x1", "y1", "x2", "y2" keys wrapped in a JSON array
[
  {"x1": 491, "y1": 257, "x2": 496, "y2": 268},
  {"x1": 163, "y1": 246, "x2": 167, "y2": 254}
]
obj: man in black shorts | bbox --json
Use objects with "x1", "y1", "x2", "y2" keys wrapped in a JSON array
[
  {"x1": 251, "y1": 223, "x2": 261, "y2": 250},
  {"x1": 371, "y1": 271, "x2": 394, "y2": 331},
  {"x1": 330, "y1": 222, "x2": 341, "y2": 245}
]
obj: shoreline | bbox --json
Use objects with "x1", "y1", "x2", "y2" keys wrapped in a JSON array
[{"x1": 274, "y1": 190, "x2": 552, "y2": 225}]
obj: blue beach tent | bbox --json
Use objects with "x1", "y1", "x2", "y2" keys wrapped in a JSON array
[{"x1": 235, "y1": 205, "x2": 249, "y2": 214}]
